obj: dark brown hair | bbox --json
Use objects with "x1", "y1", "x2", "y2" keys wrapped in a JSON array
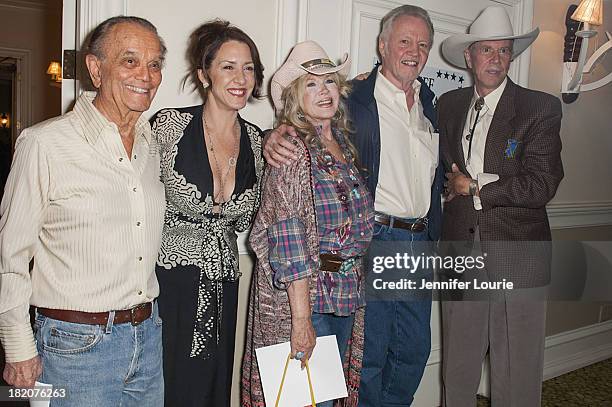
[{"x1": 184, "y1": 19, "x2": 264, "y2": 102}]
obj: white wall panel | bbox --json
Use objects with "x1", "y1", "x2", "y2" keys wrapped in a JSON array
[{"x1": 126, "y1": 0, "x2": 277, "y2": 128}]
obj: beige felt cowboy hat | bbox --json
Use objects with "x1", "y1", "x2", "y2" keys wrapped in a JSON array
[
  {"x1": 441, "y1": 6, "x2": 539, "y2": 69},
  {"x1": 270, "y1": 40, "x2": 351, "y2": 110}
]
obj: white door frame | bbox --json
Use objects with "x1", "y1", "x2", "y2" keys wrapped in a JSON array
[{"x1": 61, "y1": 0, "x2": 127, "y2": 112}]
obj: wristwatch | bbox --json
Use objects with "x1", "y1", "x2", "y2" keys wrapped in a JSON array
[{"x1": 468, "y1": 179, "x2": 479, "y2": 196}]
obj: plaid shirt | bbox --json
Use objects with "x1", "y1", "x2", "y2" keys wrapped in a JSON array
[{"x1": 268, "y1": 130, "x2": 374, "y2": 316}]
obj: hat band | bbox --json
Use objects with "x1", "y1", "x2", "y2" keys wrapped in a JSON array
[{"x1": 301, "y1": 58, "x2": 336, "y2": 69}]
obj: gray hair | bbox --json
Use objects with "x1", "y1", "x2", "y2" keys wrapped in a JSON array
[
  {"x1": 86, "y1": 16, "x2": 167, "y2": 60},
  {"x1": 379, "y1": 5, "x2": 434, "y2": 48}
]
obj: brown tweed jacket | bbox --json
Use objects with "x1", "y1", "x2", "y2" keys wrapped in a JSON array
[{"x1": 438, "y1": 79, "x2": 563, "y2": 287}]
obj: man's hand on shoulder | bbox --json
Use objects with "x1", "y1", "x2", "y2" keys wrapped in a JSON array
[
  {"x1": 353, "y1": 72, "x2": 370, "y2": 81},
  {"x1": 3, "y1": 356, "x2": 42, "y2": 388},
  {"x1": 263, "y1": 124, "x2": 300, "y2": 168}
]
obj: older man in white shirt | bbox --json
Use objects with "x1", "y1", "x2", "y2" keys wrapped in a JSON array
[{"x1": 0, "y1": 16, "x2": 166, "y2": 406}]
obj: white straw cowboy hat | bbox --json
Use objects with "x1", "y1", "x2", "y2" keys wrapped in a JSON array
[
  {"x1": 271, "y1": 40, "x2": 351, "y2": 110},
  {"x1": 441, "y1": 6, "x2": 539, "y2": 68}
]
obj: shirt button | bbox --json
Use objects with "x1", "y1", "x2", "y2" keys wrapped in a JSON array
[
  {"x1": 358, "y1": 213, "x2": 363, "y2": 218},
  {"x1": 119, "y1": 157, "x2": 123, "y2": 162},
  {"x1": 138, "y1": 256, "x2": 143, "y2": 261},
  {"x1": 138, "y1": 290, "x2": 143, "y2": 295},
  {"x1": 340, "y1": 195, "x2": 347, "y2": 201},
  {"x1": 360, "y1": 232, "x2": 365, "y2": 236},
  {"x1": 136, "y1": 221, "x2": 141, "y2": 226},
  {"x1": 133, "y1": 187, "x2": 137, "y2": 192},
  {"x1": 133, "y1": 155, "x2": 137, "y2": 160}
]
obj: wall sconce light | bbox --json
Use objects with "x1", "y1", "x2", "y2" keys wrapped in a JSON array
[
  {"x1": 46, "y1": 61, "x2": 62, "y2": 82},
  {"x1": 562, "y1": 0, "x2": 612, "y2": 103},
  {"x1": 0, "y1": 113, "x2": 9, "y2": 129}
]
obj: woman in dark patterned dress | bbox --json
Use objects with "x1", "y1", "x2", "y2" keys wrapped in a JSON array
[
  {"x1": 151, "y1": 20, "x2": 264, "y2": 406},
  {"x1": 242, "y1": 41, "x2": 374, "y2": 407}
]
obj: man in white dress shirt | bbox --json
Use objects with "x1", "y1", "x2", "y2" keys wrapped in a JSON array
[{"x1": 0, "y1": 16, "x2": 167, "y2": 406}]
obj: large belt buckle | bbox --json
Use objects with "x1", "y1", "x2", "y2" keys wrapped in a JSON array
[
  {"x1": 411, "y1": 217, "x2": 427, "y2": 232},
  {"x1": 328, "y1": 258, "x2": 343, "y2": 272},
  {"x1": 130, "y1": 303, "x2": 147, "y2": 326}
]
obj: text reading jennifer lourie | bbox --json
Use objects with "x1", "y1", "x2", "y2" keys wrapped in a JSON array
[{"x1": 369, "y1": 252, "x2": 513, "y2": 290}]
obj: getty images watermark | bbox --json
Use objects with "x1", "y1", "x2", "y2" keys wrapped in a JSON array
[
  {"x1": 370, "y1": 251, "x2": 514, "y2": 291},
  {"x1": 365, "y1": 240, "x2": 612, "y2": 302}
]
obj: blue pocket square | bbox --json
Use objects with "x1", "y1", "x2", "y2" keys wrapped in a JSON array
[{"x1": 504, "y1": 138, "x2": 520, "y2": 159}]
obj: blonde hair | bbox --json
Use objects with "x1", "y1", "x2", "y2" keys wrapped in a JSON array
[{"x1": 277, "y1": 73, "x2": 359, "y2": 163}]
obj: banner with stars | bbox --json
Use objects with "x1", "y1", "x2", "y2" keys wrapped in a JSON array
[{"x1": 419, "y1": 66, "x2": 472, "y2": 107}]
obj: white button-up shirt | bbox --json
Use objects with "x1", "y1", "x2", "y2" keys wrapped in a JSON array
[
  {"x1": 0, "y1": 92, "x2": 166, "y2": 362},
  {"x1": 462, "y1": 78, "x2": 506, "y2": 210},
  {"x1": 374, "y1": 69, "x2": 438, "y2": 218}
]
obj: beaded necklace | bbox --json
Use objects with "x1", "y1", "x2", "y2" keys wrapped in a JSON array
[{"x1": 315, "y1": 128, "x2": 362, "y2": 247}]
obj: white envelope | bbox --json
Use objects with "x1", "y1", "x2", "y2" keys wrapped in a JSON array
[
  {"x1": 29, "y1": 381, "x2": 52, "y2": 407},
  {"x1": 255, "y1": 335, "x2": 348, "y2": 407}
]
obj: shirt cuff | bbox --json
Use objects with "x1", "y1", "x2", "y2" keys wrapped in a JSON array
[
  {"x1": 472, "y1": 173, "x2": 500, "y2": 210},
  {"x1": 267, "y1": 218, "x2": 315, "y2": 289},
  {"x1": 0, "y1": 323, "x2": 37, "y2": 363}
]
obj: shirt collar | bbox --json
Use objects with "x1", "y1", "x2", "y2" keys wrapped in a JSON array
[
  {"x1": 73, "y1": 91, "x2": 151, "y2": 145},
  {"x1": 376, "y1": 66, "x2": 421, "y2": 103},
  {"x1": 473, "y1": 77, "x2": 507, "y2": 115}
]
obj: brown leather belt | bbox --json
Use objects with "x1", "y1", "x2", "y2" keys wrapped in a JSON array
[
  {"x1": 37, "y1": 302, "x2": 152, "y2": 326},
  {"x1": 320, "y1": 253, "x2": 346, "y2": 272},
  {"x1": 374, "y1": 213, "x2": 427, "y2": 233}
]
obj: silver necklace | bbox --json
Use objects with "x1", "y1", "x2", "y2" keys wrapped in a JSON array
[{"x1": 203, "y1": 115, "x2": 240, "y2": 206}]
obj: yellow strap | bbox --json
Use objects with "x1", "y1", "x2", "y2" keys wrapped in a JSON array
[
  {"x1": 275, "y1": 354, "x2": 291, "y2": 407},
  {"x1": 275, "y1": 353, "x2": 316, "y2": 407},
  {"x1": 304, "y1": 358, "x2": 316, "y2": 406}
]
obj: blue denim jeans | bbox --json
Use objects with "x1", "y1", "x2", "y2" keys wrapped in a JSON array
[
  {"x1": 359, "y1": 222, "x2": 433, "y2": 407},
  {"x1": 311, "y1": 312, "x2": 355, "y2": 407},
  {"x1": 34, "y1": 302, "x2": 164, "y2": 407}
]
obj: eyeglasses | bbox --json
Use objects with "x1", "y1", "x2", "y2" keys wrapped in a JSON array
[{"x1": 472, "y1": 45, "x2": 513, "y2": 58}]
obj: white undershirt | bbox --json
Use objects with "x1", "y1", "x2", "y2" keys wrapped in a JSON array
[{"x1": 461, "y1": 78, "x2": 506, "y2": 210}]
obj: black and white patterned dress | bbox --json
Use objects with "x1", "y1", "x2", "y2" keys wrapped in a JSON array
[{"x1": 151, "y1": 105, "x2": 263, "y2": 405}]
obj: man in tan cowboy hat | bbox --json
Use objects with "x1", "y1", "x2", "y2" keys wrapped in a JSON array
[{"x1": 438, "y1": 5, "x2": 563, "y2": 406}]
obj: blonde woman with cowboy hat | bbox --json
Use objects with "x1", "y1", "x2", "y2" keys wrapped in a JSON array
[{"x1": 241, "y1": 41, "x2": 374, "y2": 407}]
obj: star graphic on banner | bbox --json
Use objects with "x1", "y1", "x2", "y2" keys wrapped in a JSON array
[
  {"x1": 451, "y1": 73, "x2": 457, "y2": 81},
  {"x1": 436, "y1": 70, "x2": 442, "y2": 78},
  {"x1": 444, "y1": 72, "x2": 450, "y2": 79},
  {"x1": 459, "y1": 76, "x2": 465, "y2": 84}
]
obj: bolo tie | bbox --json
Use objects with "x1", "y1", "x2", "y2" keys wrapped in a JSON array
[{"x1": 465, "y1": 97, "x2": 485, "y2": 163}]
